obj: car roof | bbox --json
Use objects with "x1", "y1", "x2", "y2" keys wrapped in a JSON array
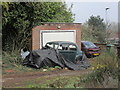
[
  {"x1": 46, "y1": 41, "x2": 76, "y2": 45},
  {"x1": 81, "y1": 41, "x2": 92, "y2": 43}
]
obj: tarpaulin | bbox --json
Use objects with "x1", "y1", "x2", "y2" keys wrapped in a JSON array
[{"x1": 23, "y1": 49, "x2": 90, "y2": 70}]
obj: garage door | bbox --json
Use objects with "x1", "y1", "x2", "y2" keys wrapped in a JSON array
[{"x1": 40, "y1": 30, "x2": 76, "y2": 48}]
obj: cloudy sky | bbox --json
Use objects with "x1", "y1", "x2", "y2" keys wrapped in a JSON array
[{"x1": 65, "y1": 0, "x2": 118, "y2": 24}]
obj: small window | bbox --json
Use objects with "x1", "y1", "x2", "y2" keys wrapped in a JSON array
[
  {"x1": 54, "y1": 44, "x2": 59, "y2": 49},
  {"x1": 58, "y1": 44, "x2": 68, "y2": 50},
  {"x1": 58, "y1": 45, "x2": 62, "y2": 50},
  {"x1": 46, "y1": 43, "x2": 54, "y2": 48},
  {"x1": 69, "y1": 44, "x2": 77, "y2": 51}
]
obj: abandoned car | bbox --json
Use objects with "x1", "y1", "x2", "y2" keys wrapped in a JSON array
[
  {"x1": 81, "y1": 41, "x2": 101, "y2": 58},
  {"x1": 44, "y1": 41, "x2": 89, "y2": 63},
  {"x1": 23, "y1": 41, "x2": 90, "y2": 70}
]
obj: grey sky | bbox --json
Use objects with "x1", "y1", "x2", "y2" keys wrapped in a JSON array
[{"x1": 66, "y1": 2, "x2": 118, "y2": 24}]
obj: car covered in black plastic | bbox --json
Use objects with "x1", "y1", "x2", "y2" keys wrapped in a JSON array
[
  {"x1": 44, "y1": 41, "x2": 88, "y2": 64},
  {"x1": 23, "y1": 41, "x2": 90, "y2": 70}
]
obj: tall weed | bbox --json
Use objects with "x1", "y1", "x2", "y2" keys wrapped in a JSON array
[
  {"x1": 2, "y1": 51, "x2": 23, "y2": 69},
  {"x1": 78, "y1": 49, "x2": 118, "y2": 88}
]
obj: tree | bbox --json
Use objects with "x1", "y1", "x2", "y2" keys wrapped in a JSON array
[
  {"x1": 108, "y1": 22, "x2": 118, "y2": 38},
  {"x1": 81, "y1": 23, "x2": 98, "y2": 42},
  {"x1": 87, "y1": 15, "x2": 106, "y2": 43},
  {"x1": 2, "y1": 2, "x2": 74, "y2": 52}
]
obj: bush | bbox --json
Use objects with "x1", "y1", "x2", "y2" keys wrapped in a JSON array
[
  {"x1": 2, "y1": 51, "x2": 23, "y2": 68},
  {"x1": 77, "y1": 51, "x2": 118, "y2": 88}
]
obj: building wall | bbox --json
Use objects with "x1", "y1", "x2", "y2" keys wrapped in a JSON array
[{"x1": 32, "y1": 23, "x2": 81, "y2": 50}]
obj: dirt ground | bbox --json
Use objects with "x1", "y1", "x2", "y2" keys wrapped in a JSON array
[
  {"x1": 2, "y1": 68, "x2": 91, "y2": 88},
  {"x1": 2, "y1": 58, "x2": 96, "y2": 88}
]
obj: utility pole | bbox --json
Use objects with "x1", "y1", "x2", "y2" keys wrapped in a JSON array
[
  {"x1": 105, "y1": 7, "x2": 110, "y2": 43},
  {"x1": 105, "y1": 7, "x2": 109, "y2": 27}
]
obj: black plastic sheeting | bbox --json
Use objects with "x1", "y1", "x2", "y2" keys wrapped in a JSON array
[{"x1": 23, "y1": 49, "x2": 90, "y2": 70}]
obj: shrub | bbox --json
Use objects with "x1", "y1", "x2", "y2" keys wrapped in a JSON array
[
  {"x1": 2, "y1": 51, "x2": 23, "y2": 68},
  {"x1": 78, "y1": 51, "x2": 118, "y2": 88}
]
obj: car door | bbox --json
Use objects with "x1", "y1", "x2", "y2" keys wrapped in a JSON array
[{"x1": 59, "y1": 43, "x2": 77, "y2": 63}]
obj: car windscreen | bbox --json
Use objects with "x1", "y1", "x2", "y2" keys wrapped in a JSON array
[{"x1": 83, "y1": 42, "x2": 96, "y2": 48}]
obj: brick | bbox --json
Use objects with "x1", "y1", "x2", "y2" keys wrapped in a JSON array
[{"x1": 32, "y1": 23, "x2": 81, "y2": 50}]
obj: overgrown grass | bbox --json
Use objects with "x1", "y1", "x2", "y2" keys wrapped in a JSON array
[
  {"x1": 2, "y1": 51, "x2": 63, "y2": 74},
  {"x1": 2, "y1": 48, "x2": 119, "y2": 88},
  {"x1": 2, "y1": 51, "x2": 42, "y2": 74},
  {"x1": 17, "y1": 76, "x2": 80, "y2": 88},
  {"x1": 77, "y1": 49, "x2": 119, "y2": 88}
]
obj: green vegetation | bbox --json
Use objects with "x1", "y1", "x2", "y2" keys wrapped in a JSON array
[
  {"x1": 81, "y1": 15, "x2": 118, "y2": 88},
  {"x1": 2, "y1": 2, "x2": 118, "y2": 88},
  {"x1": 13, "y1": 50, "x2": 118, "y2": 88},
  {"x1": 77, "y1": 51, "x2": 118, "y2": 88},
  {"x1": 3, "y1": 50, "x2": 118, "y2": 88},
  {"x1": 2, "y1": 50, "x2": 64, "y2": 74},
  {"x1": 2, "y1": 2, "x2": 74, "y2": 52},
  {"x1": 82, "y1": 15, "x2": 106, "y2": 43},
  {"x1": 2, "y1": 51, "x2": 63, "y2": 74},
  {"x1": 16, "y1": 76, "x2": 80, "y2": 88},
  {"x1": 2, "y1": 1, "x2": 74, "y2": 73},
  {"x1": 2, "y1": 51, "x2": 39, "y2": 74}
]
